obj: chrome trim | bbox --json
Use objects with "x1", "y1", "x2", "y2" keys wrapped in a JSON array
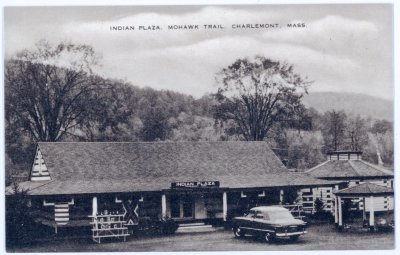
[
  {"x1": 236, "y1": 226, "x2": 307, "y2": 236},
  {"x1": 276, "y1": 231, "x2": 307, "y2": 237},
  {"x1": 239, "y1": 227, "x2": 275, "y2": 233}
]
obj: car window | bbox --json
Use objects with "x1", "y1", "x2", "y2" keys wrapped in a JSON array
[
  {"x1": 254, "y1": 211, "x2": 264, "y2": 219},
  {"x1": 246, "y1": 211, "x2": 255, "y2": 218}
]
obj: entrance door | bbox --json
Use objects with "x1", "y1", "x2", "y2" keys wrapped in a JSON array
[
  {"x1": 170, "y1": 194, "x2": 194, "y2": 219},
  {"x1": 170, "y1": 195, "x2": 180, "y2": 218},
  {"x1": 182, "y1": 195, "x2": 193, "y2": 218}
]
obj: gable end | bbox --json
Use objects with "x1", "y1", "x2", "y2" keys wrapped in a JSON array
[{"x1": 31, "y1": 147, "x2": 51, "y2": 181}]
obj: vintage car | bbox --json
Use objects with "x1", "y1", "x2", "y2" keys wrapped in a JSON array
[{"x1": 232, "y1": 206, "x2": 307, "y2": 242}]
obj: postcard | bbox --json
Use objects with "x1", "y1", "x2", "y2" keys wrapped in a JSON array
[{"x1": 2, "y1": 1, "x2": 397, "y2": 253}]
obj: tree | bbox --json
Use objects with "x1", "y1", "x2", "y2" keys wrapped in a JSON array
[
  {"x1": 5, "y1": 40, "x2": 106, "y2": 142},
  {"x1": 370, "y1": 119, "x2": 392, "y2": 134},
  {"x1": 321, "y1": 110, "x2": 347, "y2": 152},
  {"x1": 346, "y1": 115, "x2": 368, "y2": 151},
  {"x1": 140, "y1": 107, "x2": 171, "y2": 141},
  {"x1": 213, "y1": 56, "x2": 309, "y2": 141}
]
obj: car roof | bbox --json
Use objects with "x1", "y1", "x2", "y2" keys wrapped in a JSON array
[{"x1": 250, "y1": 206, "x2": 288, "y2": 212}]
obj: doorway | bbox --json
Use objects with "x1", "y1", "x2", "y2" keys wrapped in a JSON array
[{"x1": 170, "y1": 194, "x2": 194, "y2": 219}]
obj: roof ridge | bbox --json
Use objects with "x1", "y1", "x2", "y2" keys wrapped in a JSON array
[
  {"x1": 304, "y1": 160, "x2": 329, "y2": 173},
  {"x1": 38, "y1": 141, "x2": 271, "y2": 144},
  {"x1": 359, "y1": 160, "x2": 394, "y2": 175}
]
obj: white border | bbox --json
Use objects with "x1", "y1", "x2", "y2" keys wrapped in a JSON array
[{"x1": 0, "y1": 1, "x2": 398, "y2": 255}]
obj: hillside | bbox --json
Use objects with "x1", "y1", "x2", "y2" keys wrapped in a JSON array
[{"x1": 302, "y1": 92, "x2": 393, "y2": 121}]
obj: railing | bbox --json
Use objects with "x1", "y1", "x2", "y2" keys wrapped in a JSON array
[{"x1": 283, "y1": 204, "x2": 306, "y2": 220}]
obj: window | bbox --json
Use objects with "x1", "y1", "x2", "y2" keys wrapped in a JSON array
[
  {"x1": 355, "y1": 181, "x2": 360, "y2": 185},
  {"x1": 326, "y1": 190, "x2": 331, "y2": 193},
  {"x1": 255, "y1": 212, "x2": 264, "y2": 219},
  {"x1": 246, "y1": 211, "x2": 255, "y2": 218},
  {"x1": 327, "y1": 195, "x2": 331, "y2": 198},
  {"x1": 383, "y1": 180, "x2": 387, "y2": 184}
]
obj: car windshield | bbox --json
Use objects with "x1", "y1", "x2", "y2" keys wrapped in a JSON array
[{"x1": 265, "y1": 210, "x2": 294, "y2": 221}]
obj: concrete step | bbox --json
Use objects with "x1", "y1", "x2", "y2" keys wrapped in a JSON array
[
  {"x1": 178, "y1": 222, "x2": 206, "y2": 227},
  {"x1": 176, "y1": 224, "x2": 221, "y2": 233}
]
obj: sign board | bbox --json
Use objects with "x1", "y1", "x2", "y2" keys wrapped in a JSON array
[{"x1": 171, "y1": 181, "x2": 220, "y2": 189}]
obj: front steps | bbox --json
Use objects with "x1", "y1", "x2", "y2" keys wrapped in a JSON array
[{"x1": 176, "y1": 222, "x2": 223, "y2": 233}]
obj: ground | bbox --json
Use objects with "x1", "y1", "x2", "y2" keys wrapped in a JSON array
[{"x1": 8, "y1": 223, "x2": 395, "y2": 252}]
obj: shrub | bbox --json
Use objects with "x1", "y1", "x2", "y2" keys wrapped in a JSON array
[{"x1": 6, "y1": 183, "x2": 36, "y2": 247}]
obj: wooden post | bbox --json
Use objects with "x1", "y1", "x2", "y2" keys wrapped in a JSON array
[
  {"x1": 92, "y1": 196, "x2": 98, "y2": 216},
  {"x1": 334, "y1": 195, "x2": 338, "y2": 224},
  {"x1": 279, "y1": 189, "x2": 284, "y2": 205},
  {"x1": 369, "y1": 196, "x2": 375, "y2": 228},
  {"x1": 161, "y1": 194, "x2": 167, "y2": 219},
  {"x1": 223, "y1": 192, "x2": 227, "y2": 222},
  {"x1": 338, "y1": 197, "x2": 343, "y2": 227},
  {"x1": 362, "y1": 197, "x2": 366, "y2": 221}
]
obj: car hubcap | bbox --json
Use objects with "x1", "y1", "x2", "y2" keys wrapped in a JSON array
[
  {"x1": 235, "y1": 228, "x2": 241, "y2": 236},
  {"x1": 265, "y1": 233, "x2": 271, "y2": 242}
]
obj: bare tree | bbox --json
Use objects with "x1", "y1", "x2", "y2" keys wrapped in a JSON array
[
  {"x1": 5, "y1": 40, "x2": 107, "y2": 142},
  {"x1": 322, "y1": 110, "x2": 347, "y2": 151},
  {"x1": 214, "y1": 56, "x2": 309, "y2": 141},
  {"x1": 346, "y1": 115, "x2": 368, "y2": 151}
]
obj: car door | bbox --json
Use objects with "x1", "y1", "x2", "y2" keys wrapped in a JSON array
[
  {"x1": 252, "y1": 211, "x2": 268, "y2": 233},
  {"x1": 241, "y1": 210, "x2": 255, "y2": 233},
  {"x1": 248, "y1": 210, "x2": 264, "y2": 235}
]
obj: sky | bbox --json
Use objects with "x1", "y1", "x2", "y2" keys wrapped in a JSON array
[{"x1": 4, "y1": 4, "x2": 394, "y2": 100}]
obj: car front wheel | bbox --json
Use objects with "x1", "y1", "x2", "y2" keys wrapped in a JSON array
[{"x1": 233, "y1": 227, "x2": 245, "y2": 238}]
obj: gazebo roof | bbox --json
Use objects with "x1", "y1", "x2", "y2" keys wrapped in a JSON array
[
  {"x1": 305, "y1": 159, "x2": 393, "y2": 179},
  {"x1": 334, "y1": 182, "x2": 394, "y2": 197}
]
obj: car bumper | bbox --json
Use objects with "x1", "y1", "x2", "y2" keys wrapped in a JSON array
[{"x1": 275, "y1": 231, "x2": 307, "y2": 237}]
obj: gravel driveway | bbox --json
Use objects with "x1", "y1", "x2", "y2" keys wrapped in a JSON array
[{"x1": 8, "y1": 223, "x2": 395, "y2": 252}]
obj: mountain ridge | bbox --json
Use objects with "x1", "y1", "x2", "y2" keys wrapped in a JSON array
[{"x1": 302, "y1": 92, "x2": 393, "y2": 121}]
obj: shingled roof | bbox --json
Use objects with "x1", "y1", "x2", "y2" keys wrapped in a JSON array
[
  {"x1": 334, "y1": 182, "x2": 394, "y2": 196},
  {"x1": 305, "y1": 159, "x2": 393, "y2": 179},
  {"x1": 16, "y1": 142, "x2": 337, "y2": 195}
]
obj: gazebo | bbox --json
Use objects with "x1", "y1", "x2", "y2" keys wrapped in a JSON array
[{"x1": 333, "y1": 182, "x2": 394, "y2": 230}]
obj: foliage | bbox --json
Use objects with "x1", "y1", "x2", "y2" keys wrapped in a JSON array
[
  {"x1": 346, "y1": 115, "x2": 368, "y2": 151},
  {"x1": 370, "y1": 119, "x2": 392, "y2": 134},
  {"x1": 214, "y1": 56, "x2": 309, "y2": 141},
  {"x1": 310, "y1": 198, "x2": 334, "y2": 222},
  {"x1": 4, "y1": 41, "x2": 394, "y2": 179},
  {"x1": 341, "y1": 199, "x2": 357, "y2": 222},
  {"x1": 6, "y1": 183, "x2": 36, "y2": 246},
  {"x1": 321, "y1": 110, "x2": 347, "y2": 152},
  {"x1": 169, "y1": 113, "x2": 225, "y2": 141},
  {"x1": 283, "y1": 187, "x2": 300, "y2": 204},
  {"x1": 314, "y1": 198, "x2": 324, "y2": 213},
  {"x1": 5, "y1": 40, "x2": 106, "y2": 142},
  {"x1": 285, "y1": 130, "x2": 325, "y2": 169}
]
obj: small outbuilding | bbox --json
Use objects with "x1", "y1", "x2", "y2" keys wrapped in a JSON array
[
  {"x1": 333, "y1": 182, "x2": 394, "y2": 230},
  {"x1": 305, "y1": 151, "x2": 394, "y2": 213}
]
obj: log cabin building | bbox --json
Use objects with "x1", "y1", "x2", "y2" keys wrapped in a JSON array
[
  {"x1": 8, "y1": 142, "x2": 338, "y2": 234},
  {"x1": 304, "y1": 151, "x2": 394, "y2": 213}
]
